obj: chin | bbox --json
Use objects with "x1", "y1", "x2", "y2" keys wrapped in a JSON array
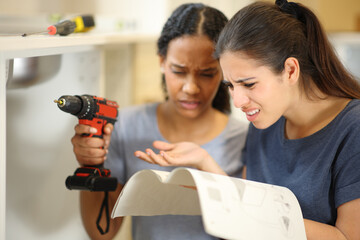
[
  {"x1": 251, "y1": 121, "x2": 271, "y2": 130},
  {"x1": 178, "y1": 109, "x2": 202, "y2": 119},
  {"x1": 182, "y1": 112, "x2": 200, "y2": 119},
  {"x1": 251, "y1": 117, "x2": 280, "y2": 129}
]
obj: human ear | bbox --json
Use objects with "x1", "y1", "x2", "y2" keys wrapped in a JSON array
[{"x1": 283, "y1": 57, "x2": 300, "y2": 85}]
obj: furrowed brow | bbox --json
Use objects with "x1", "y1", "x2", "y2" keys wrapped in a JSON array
[
  {"x1": 234, "y1": 77, "x2": 255, "y2": 83},
  {"x1": 200, "y1": 67, "x2": 218, "y2": 72},
  {"x1": 171, "y1": 63, "x2": 186, "y2": 69}
]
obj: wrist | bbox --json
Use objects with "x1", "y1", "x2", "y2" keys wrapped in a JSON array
[
  {"x1": 197, "y1": 150, "x2": 226, "y2": 175},
  {"x1": 196, "y1": 149, "x2": 210, "y2": 171}
]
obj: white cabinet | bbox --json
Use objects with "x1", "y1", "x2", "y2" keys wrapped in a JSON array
[{"x1": 0, "y1": 32, "x2": 155, "y2": 240}]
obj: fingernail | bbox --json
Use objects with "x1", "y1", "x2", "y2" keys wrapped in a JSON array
[
  {"x1": 146, "y1": 151, "x2": 151, "y2": 155},
  {"x1": 90, "y1": 128, "x2": 97, "y2": 134}
]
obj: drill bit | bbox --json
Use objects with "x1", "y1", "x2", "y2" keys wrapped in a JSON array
[{"x1": 54, "y1": 99, "x2": 65, "y2": 107}]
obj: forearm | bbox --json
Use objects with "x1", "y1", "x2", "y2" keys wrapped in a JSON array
[
  {"x1": 304, "y1": 219, "x2": 347, "y2": 240},
  {"x1": 80, "y1": 187, "x2": 123, "y2": 240}
]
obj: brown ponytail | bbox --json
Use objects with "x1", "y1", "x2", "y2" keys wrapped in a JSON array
[
  {"x1": 216, "y1": 1, "x2": 360, "y2": 99},
  {"x1": 299, "y1": 3, "x2": 360, "y2": 99}
]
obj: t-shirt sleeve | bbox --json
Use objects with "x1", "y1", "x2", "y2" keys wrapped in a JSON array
[{"x1": 334, "y1": 152, "x2": 360, "y2": 208}]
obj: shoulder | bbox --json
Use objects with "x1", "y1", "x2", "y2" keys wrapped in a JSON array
[
  {"x1": 317, "y1": 99, "x2": 360, "y2": 170},
  {"x1": 330, "y1": 101, "x2": 360, "y2": 207},
  {"x1": 114, "y1": 102, "x2": 159, "y2": 132},
  {"x1": 334, "y1": 99, "x2": 360, "y2": 132},
  {"x1": 225, "y1": 116, "x2": 249, "y2": 138},
  {"x1": 113, "y1": 102, "x2": 160, "y2": 136},
  {"x1": 340, "y1": 99, "x2": 360, "y2": 121},
  {"x1": 332, "y1": 99, "x2": 360, "y2": 134},
  {"x1": 118, "y1": 102, "x2": 159, "y2": 121}
]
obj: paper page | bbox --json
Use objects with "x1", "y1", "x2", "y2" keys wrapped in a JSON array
[
  {"x1": 112, "y1": 167, "x2": 306, "y2": 240},
  {"x1": 186, "y1": 168, "x2": 306, "y2": 240},
  {"x1": 111, "y1": 169, "x2": 201, "y2": 217}
]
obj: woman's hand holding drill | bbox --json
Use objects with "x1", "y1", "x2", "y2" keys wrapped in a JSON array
[{"x1": 71, "y1": 123, "x2": 114, "y2": 166}]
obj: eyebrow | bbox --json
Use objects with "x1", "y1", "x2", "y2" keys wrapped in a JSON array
[
  {"x1": 222, "y1": 77, "x2": 255, "y2": 84},
  {"x1": 171, "y1": 63, "x2": 218, "y2": 72},
  {"x1": 171, "y1": 63, "x2": 186, "y2": 69},
  {"x1": 200, "y1": 67, "x2": 218, "y2": 72},
  {"x1": 234, "y1": 77, "x2": 255, "y2": 83}
]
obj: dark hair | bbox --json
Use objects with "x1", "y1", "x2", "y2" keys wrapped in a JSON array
[
  {"x1": 157, "y1": 3, "x2": 231, "y2": 114},
  {"x1": 216, "y1": 0, "x2": 360, "y2": 100}
]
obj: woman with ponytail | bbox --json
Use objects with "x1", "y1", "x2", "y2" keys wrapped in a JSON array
[{"x1": 138, "y1": 1, "x2": 360, "y2": 239}]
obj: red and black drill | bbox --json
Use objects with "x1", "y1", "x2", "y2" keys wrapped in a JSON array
[
  {"x1": 54, "y1": 94, "x2": 119, "y2": 192},
  {"x1": 55, "y1": 94, "x2": 119, "y2": 234}
]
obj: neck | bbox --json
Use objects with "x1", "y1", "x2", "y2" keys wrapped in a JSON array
[{"x1": 157, "y1": 102, "x2": 228, "y2": 144}]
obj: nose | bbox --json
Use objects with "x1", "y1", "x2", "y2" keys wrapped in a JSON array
[
  {"x1": 182, "y1": 77, "x2": 200, "y2": 95},
  {"x1": 231, "y1": 89, "x2": 250, "y2": 108}
]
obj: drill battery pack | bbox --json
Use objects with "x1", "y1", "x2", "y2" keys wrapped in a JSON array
[{"x1": 66, "y1": 166, "x2": 117, "y2": 191}]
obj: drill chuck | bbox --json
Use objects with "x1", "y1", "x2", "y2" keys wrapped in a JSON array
[
  {"x1": 55, "y1": 95, "x2": 95, "y2": 119},
  {"x1": 55, "y1": 95, "x2": 82, "y2": 115}
]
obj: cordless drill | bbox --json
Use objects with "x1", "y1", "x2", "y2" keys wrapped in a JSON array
[{"x1": 54, "y1": 94, "x2": 119, "y2": 192}]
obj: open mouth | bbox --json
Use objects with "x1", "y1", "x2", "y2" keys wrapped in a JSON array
[
  {"x1": 246, "y1": 109, "x2": 260, "y2": 116},
  {"x1": 244, "y1": 108, "x2": 260, "y2": 121}
]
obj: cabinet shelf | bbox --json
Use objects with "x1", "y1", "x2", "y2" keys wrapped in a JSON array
[
  {"x1": 0, "y1": 32, "x2": 157, "y2": 58},
  {"x1": 0, "y1": 31, "x2": 156, "y2": 240}
]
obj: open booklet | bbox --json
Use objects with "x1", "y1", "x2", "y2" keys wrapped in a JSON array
[{"x1": 112, "y1": 167, "x2": 306, "y2": 240}]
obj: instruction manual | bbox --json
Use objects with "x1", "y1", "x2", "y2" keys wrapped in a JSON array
[{"x1": 112, "y1": 167, "x2": 306, "y2": 240}]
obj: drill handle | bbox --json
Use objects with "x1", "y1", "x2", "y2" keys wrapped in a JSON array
[
  {"x1": 79, "y1": 118, "x2": 115, "y2": 138},
  {"x1": 79, "y1": 118, "x2": 114, "y2": 169}
]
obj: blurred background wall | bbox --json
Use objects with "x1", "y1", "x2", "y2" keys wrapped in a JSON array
[{"x1": 1, "y1": 0, "x2": 359, "y2": 105}]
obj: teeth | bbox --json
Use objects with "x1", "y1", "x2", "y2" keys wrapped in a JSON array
[{"x1": 246, "y1": 109, "x2": 259, "y2": 116}]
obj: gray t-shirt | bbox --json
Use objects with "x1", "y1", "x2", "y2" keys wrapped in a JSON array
[{"x1": 105, "y1": 103, "x2": 248, "y2": 240}]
